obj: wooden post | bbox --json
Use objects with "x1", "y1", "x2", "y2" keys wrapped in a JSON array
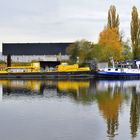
[{"x1": 7, "y1": 54, "x2": 11, "y2": 67}]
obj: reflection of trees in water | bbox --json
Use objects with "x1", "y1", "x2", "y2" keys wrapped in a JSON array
[
  {"x1": 130, "y1": 88, "x2": 140, "y2": 138},
  {"x1": 96, "y1": 87, "x2": 123, "y2": 138},
  {"x1": 3, "y1": 79, "x2": 140, "y2": 139},
  {"x1": 57, "y1": 80, "x2": 125, "y2": 138}
]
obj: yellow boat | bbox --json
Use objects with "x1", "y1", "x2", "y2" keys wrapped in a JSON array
[
  {"x1": 57, "y1": 63, "x2": 90, "y2": 72},
  {"x1": 0, "y1": 62, "x2": 94, "y2": 79}
]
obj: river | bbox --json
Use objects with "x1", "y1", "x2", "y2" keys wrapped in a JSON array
[{"x1": 0, "y1": 79, "x2": 140, "y2": 140}]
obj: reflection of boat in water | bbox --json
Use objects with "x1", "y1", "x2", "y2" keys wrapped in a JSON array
[
  {"x1": 57, "y1": 81, "x2": 90, "y2": 91},
  {"x1": 96, "y1": 60, "x2": 140, "y2": 79},
  {"x1": 96, "y1": 80, "x2": 140, "y2": 94},
  {"x1": 0, "y1": 80, "x2": 95, "y2": 104},
  {"x1": 1, "y1": 79, "x2": 140, "y2": 96},
  {"x1": 0, "y1": 80, "x2": 41, "y2": 93},
  {"x1": 0, "y1": 80, "x2": 91, "y2": 95}
]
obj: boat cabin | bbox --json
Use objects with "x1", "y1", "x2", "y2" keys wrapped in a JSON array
[{"x1": 99, "y1": 59, "x2": 140, "y2": 73}]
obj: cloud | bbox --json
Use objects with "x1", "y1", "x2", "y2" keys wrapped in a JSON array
[{"x1": 0, "y1": 0, "x2": 140, "y2": 51}]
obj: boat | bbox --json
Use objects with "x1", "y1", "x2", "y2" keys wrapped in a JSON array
[
  {"x1": 95, "y1": 59, "x2": 140, "y2": 79},
  {"x1": 0, "y1": 62, "x2": 95, "y2": 79}
]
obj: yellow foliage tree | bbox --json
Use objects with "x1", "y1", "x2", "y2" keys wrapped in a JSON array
[{"x1": 98, "y1": 27, "x2": 123, "y2": 61}]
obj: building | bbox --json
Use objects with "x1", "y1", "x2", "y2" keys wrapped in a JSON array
[{"x1": 2, "y1": 43, "x2": 72, "y2": 62}]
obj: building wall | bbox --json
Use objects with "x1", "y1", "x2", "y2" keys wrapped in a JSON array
[
  {"x1": 0, "y1": 53, "x2": 69, "y2": 62},
  {"x1": 0, "y1": 52, "x2": 6, "y2": 62},
  {"x1": 2, "y1": 43, "x2": 71, "y2": 63}
]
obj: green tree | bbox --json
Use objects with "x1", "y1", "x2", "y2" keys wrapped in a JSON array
[
  {"x1": 131, "y1": 6, "x2": 140, "y2": 59},
  {"x1": 66, "y1": 42, "x2": 79, "y2": 64},
  {"x1": 91, "y1": 44, "x2": 103, "y2": 62},
  {"x1": 107, "y1": 5, "x2": 123, "y2": 43},
  {"x1": 122, "y1": 39, "x2": 132, "y2": 60},
  {"x1": 67, "y1": 40, "x2": 93, "y2": 65},
  {"x1": 108, "y1": 5, "x2": 119, "y2": 29}
]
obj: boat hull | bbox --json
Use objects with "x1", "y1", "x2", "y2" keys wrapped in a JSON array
[
  {"x1": 0, "y1": 71, "x2": 95, "y2": 79},
  {"x1": 95, "y1": 71, "x2": 140, "y2": 79}
]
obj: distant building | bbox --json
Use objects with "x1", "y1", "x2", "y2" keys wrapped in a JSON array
[
  {"x1": 2, "y1": 43, "x2": 72, "y2": 62},
  {"x1": 0, "y1": 52, "x2": 6, "y2": 62}
]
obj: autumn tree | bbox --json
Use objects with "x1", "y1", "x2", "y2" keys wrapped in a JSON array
[
  {"x1": 98, "y1": 27, "x2": 123, "y2": 61},
  {"x1": 95, "y1": 5, "x2": 124, "y2": 62},
  {"x1": 108, "y1": 5, "x2": 119, "y2": 29},
  {"x1": 131, "y1": 6, "x2": 140, "y2": 59}
]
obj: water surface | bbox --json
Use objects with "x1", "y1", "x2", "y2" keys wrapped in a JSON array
[{"x1": 0, "y1": 79, "x2": 140, "y2": 140}]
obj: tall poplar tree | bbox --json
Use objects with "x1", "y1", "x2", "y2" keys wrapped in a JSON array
[
  {"x1": 107, "y1": 5, "x2": 119, "y2": 29},
  {"x1": 97, "y1": 5, "x2": 123, "y2": 62},
  {"x1": 131, "y1": 6, "x2": 140, "y2": 59}
]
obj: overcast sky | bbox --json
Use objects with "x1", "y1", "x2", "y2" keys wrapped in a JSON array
[{"x1": 0, "y1": 0, "x2": 140, "y2": 51}]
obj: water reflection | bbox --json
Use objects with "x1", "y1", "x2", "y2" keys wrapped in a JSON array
[
  {"x1": 130, "y1": 92, "x2": 140, "y2": 138},
  {"x1": 0, "y1": 80, "x2": 140, "y2": 139},
  {"x1": 95, "y1": 80, "x2": 140, "y2": 138},
  {"x1": 96, "y1": 85, "x2": 122, "y2": 137}
]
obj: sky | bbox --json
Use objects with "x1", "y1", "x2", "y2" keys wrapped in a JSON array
[{"x1": 0, "y1": 0, "x2": 140, "y2": 51}]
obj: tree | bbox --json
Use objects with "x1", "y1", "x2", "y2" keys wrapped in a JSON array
[
  {"x1": 130, "y1": 94, "x2": 140, "y2": 138},
  {"x1": 66, "y1": 42, "x2": 79, "y2": 64},
  {"x1": 122, "y1": 39, "x2": 132, "y2": 60},
  {"x1": 67, "y1": 40, "x2": 93, "y2": 65},
  {"x1": 91, "y1": 44, "x2": 103, "y2": 61},
  {"x1": 107, "y1": 5, "x2": 119, "y2": 29},
  {"x1": 96, "y1": 90, "x2": 122, "y2": 137},
  {"x1": 95, "y1": 5, "x2": 123, "y2": 62},
  {"x1": 98, "y1": 27, "x2": 123, "y2": 61},
  {"x1": 131, "y1": 6, "x2": 140, "y2": 59}
]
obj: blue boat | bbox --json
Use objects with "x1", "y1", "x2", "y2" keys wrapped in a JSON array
[{"x1": 96, "y1": 59, "x2": 140, "y2": 79}]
